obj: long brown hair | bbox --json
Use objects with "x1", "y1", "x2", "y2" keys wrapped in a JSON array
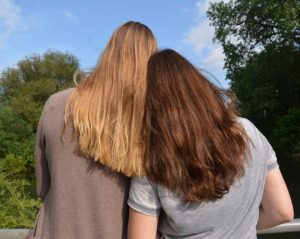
[
  {"x1": 64, "y1": 21, "x2": 157, "y2": 176},
  {"x1": 144, "y1": 49, "x2": 248, "y2": 202}
]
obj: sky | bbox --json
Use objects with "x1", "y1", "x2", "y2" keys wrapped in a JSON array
[{"x1": 0, "y1": 0, "x2": 229, "y2": 88}]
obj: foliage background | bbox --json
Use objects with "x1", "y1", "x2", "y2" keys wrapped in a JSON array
[
  {"x1": 0, "y1": 51, "x2": 78, "y2": 227},
  {"x1": 208, "y1": 0, "x2": 300, "y2": 157}
]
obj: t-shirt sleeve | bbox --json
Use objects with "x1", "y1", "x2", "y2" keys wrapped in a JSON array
[
  {"x1": 240, "y1": 118, "x2": 279, "y2": 171},
  {"x1": 128, "y1": 177, "x2": 161, "y2": 216},
  {"x1": 260, "y1": 131, "x2": 278, "y2": 171}
]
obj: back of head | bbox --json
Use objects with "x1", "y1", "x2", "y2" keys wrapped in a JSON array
[
  {"x1": 65, "y1": 21, "x2": 157, "y2": 176},
  {"x1": 144, "y1": 49, "x2": 248, "y2": 202}
]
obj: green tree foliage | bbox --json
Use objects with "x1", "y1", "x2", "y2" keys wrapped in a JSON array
[
  {"x1": 0, "y1": 50, "x2": 79, "y2": 227},
  {"x1": 230, "y1": 45, "x2": 300, "y2": 135},
  {"x1": 207, "y1": 0, "x2": 300, "y2": 155},
  {"x1": 272, "y1": 108, "x2": 300, "y2": 156},
  {"x1": 0, "y1": 154, "x2": 41, "y2": 228},
  {"x1": 1, "y1": 51, "x2": 79, "y2": 128},
  {"x1": 0, "y1": 106, "x2": 34, "y2": 159},
  {"x1": 207, "y1": 0, "x2": 300, "y2": 76}
]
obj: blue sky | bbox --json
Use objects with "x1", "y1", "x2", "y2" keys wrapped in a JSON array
[{"x1": 0, "y1": 0, "x2": 229, "y2": 88}]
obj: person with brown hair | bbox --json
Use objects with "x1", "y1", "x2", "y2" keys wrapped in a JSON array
[
  {"x1": 127, "y1": 49, "x2": 293, "y2": 239},
  {"x1": 27, "y1": 21, "x2": 157, "y2": 239}
]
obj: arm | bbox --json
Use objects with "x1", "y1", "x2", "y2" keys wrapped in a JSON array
[
  {"x1": 257, "y1": 167, "x2": 294, "y2": 229},
  {"x1": 35, "y1": 102, "x2": 50, "y2": 200},
  {"x1": 128, "y1": 208, "x2": 159, "y2": 239},
  {"x1": 127, "y1": 177, "x2": 161, "y2": 239}
]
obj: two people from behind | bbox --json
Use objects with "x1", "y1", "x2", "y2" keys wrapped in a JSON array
[{"x1": 28, "y1": 21, "x2": 293, "y2": 239}]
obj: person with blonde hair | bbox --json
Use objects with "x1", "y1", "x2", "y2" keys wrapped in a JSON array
[
  {"x1": 128, "y1": 49, "x2": 293, "y2": 239},
  {"x1": 27, "y1": 21, "x2": 157, "y2": 239}
]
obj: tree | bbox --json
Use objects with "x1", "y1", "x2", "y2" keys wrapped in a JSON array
[
  {"x1": 207, "y1": 0, "x2": 300, "y2": 77},
  {"x1": 207, "y1": 0, "x2": 300, "y2": 155},
  {"x1": 0, "y1": 50, "x2": 79, "y2": 129},
  {"x1": 230, "y1": 44, "x2": 300, "y2": 135},
  {"x1": 0, "y1": 154, "x2": 41, "y2": 228},
  {"x1": 0, "y1": 106, "x2": 34, "y2": 159},
  {"x1": 0, "y1": 50, "x2": 79, "y2": 227},
  {"x1": 272, "y1": 108, "x2": 300, "y2": 156}
]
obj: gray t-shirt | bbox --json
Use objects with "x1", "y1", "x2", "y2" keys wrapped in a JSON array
[{"x1": 128, "y1": 118, "x2": 278, "y2": 239}]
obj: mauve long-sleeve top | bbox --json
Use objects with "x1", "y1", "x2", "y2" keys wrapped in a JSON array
[{"x1": 30, "y1": 88, "x2": 130, "y2": 239}]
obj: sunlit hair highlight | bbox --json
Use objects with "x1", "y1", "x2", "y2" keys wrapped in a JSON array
[
  {"x1": 144, "y1": 49, "x2": 249, "y2": 202},
  {"x1": 64, "y1": 21, "x2": 157, "y2": 176}
]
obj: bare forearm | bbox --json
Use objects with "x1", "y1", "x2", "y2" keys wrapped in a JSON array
[
  {"x1": 257, "y1": 168, "x2": 294, "y2": 230},
  {"x1": 257, "y1": 205, "x2": 293, "y2": 230}
]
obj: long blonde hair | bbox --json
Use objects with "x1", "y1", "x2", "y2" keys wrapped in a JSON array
[{"x1": 64, "y1": 21, "x2": 157, "y2": 176}]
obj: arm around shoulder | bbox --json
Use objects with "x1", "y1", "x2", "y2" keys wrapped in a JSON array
[{"x1": 257, "y1": 167, "x2": 294, "y2": 230}]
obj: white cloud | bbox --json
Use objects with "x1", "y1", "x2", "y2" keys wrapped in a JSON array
[
  {"x1": 0, "y1": 0, "x2": 21, "y2": 28},
  {"x1": 183, "y1": 0, "x2": 227, "y2": 73},
  {"x1": 195, "y1": 0, "x2": 211, "y2": 16},
  {"x1": 203, "y1": 47, "x2": 224, "y2": 69},
  {"x1": 0, "y1": 0, "x2": 22, "y2": 48},
  {"x1": 64, "y1": 11, "x2": 79, "y2": 24},
  {"x1": 183, "y1": 20, "x2": 214, "y2": 53}
]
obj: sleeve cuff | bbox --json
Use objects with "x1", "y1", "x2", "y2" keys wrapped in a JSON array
[
  {"x1": 128, "y1": 199, "x2": 161, "y2": 216},
  {"x1": 267, "y1": 153, "x2": 279, "y2": 171}
]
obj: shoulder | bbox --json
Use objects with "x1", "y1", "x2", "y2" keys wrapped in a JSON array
[
  {"x1": 129, "y1": 177, "x2": 161, "y2": 216},
  {"x1": 46, "y1": 88, "x2": 75, "y2": 106},
  {"x1": 131, "y1": 177, "x2": 157, "y2": 190},
  {"x1": 236, "y1": 117, "x2": 255, "y2": 132},
  {"x1": 236, "y1": 117, "x2": 266, "y2": 152},
  {"x1": 40, "y1": 88, "x2": 75, "y2": 118},
  {"x1": 130, "y1": 177, "x2": 160, "y2": 199},
  {"x1": 236, "y1": 117, "x2": 261, "y2": 141},
  {"x1": 237, "y1": 117, "x2": 277, "y2": 167}
]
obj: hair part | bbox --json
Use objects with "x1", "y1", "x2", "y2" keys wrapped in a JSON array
[
  {"x1": 64, "y1": 21, "x2": 157, "y2": 176},
  {"x1": 144, "y1": 49, "x2": 249, "y2": 202}
]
